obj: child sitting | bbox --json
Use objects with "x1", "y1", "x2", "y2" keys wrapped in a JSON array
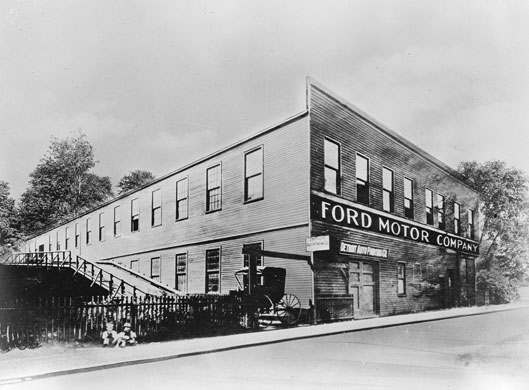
[
  {"x1": 102, "y1": 321, "x2": 118, "y2": 347},
  {"x1": 116, "y1": 322, "x2": 137, "y2": 347}
]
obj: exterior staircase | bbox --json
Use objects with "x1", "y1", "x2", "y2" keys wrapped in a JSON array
[{"x1": 0, "y1": 251, "x2": 179, "y2": 299}]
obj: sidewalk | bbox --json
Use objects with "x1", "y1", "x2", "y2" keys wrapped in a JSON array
[{"x1": 1, "y1": 302, "x2": 528, "y2": 385}]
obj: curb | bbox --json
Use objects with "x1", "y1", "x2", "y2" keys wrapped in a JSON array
[{"x1": 1, "y1": 303, "x2": 527, "y2": 386}]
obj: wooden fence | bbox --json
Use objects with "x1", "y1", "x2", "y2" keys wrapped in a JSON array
[{"x1": 0, "y1": 294, "x2": 243, "y2": 349}]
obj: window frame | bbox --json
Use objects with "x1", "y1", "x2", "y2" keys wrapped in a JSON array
[
  {"x1": 130, "y1": 259, "x2": 139, "y2": 272},
  {"x1": 86, "y1": 218, "x2": 92, "y2": 245},
  {"x1": 397, "y1": 262, "x2": 406, "y2": 296},
  {"x1": 243, "y1": 242, "x2": 264, "y2": 268},
  {"x1": 404, "y1": 177, "x2": 414, "y2": 219},
  {"x1": 356, "y1": 153, "x2": 370, "y2": 206},
  {"x1": 175, "y1": 252, "x2": 188, "y2": 292},
  {"x1": 468, "y1": 209, "x2": 475, "y2": 239},
  {"x1": 244, "y1": 146, "x2": 264, "y2": 202},
  {"x1": 205, "y1": 248, "x2": 221, "y2": 293},
  {"x1": 151, "y1": 189, "x2": 162, "y2": 227},
  {"x1": 131, "y1": 198, "x2": 140, "y2": 232},
  {"x1": 454, "y1": 202, "x2": 461, "y2": 235},
  {"x1": 65, "y1": 227, "x2": 70, "y2": 250},
  {"x1": 56, "y1": 230, "x2": 61, "y2": 251},
  {"x1": 437, "y1": 194, "x2": 446, "y2": 230},
  {"x1": 425, "y1": 188, "x2": 434, "y2": 225},
  {"x1": 175, "y1": 177, "x2": 189, "y2": 220},
  {"x1": 75, "y1": 223, "x2": 80, "y2": 248},
  {"x1": 114, "y1": 205, "x2": 121, "y2": 237},
  {"x1": 206, "y1": 164, "x2": 222, "y2": 212},
  {"x1": 150, "y1": 257, "x2": 161, "y2": 282},
  {"x1": 323, "y1": 138, "x2": 341, "y2": 195},
  {"x1": 382, "y1": 167, "x2": 394, "y2": 212},
  {"x1": 98, "y1": 212, "x2": 105, "y2": 242}
]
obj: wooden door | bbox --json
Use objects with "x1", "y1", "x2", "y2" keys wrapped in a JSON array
[{"x1": 349, "y1": 261, "x2": 377, "y2": 318}]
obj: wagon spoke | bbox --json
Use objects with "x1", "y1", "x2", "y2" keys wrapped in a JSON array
[{"x1": 276, "y1": 294, "x2": 301, "y2": 326}]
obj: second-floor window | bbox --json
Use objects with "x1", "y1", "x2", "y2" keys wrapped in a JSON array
[
  {"x1": 56, "y1": 231, "x2": 61, "y2": 251},
  {"x1": 206, "y1": 164, "x2": 221, "y2": 212},
  {"x1": 356, "y1": 154, "x2": 369, "y2": 205},
  {"x1": 382, "y1": 167, "x2": 394, "y2": 212},
  {"x1": 131, "y1": 198, "x2": 139, "y2": 232},
  {"x1": 404, "y1": 178, "x2": 414, "y2": 219},
  {"x1": 75, "y1": 223, "x2": 79, "y2": 248},
  {"x1": 437, "y1": 194, "x2": 445, "y2": 230},
  {"x1": 468, "y1": 209, "x2": 475, "y2": 239},
  {"x1": 114, "y1": 205, "x2": 121, "y2": 237},
  {"x1": 454, "y1": 202, "x2": 461, "y2": 235},
  {"x1": 425, "y1": 189, "x2": 433, "y2": 225},
  {"x1": 324, "y1": 139, "x2": 340, "y2": 195},
  {"x1": 65, "y1": 227, "x2": 70, "y2": 250},
  {"x1": 152, "y1": 189, "x2": 162, "y2": 226},
  {"x1": 244, "y1": 147, "x2": 264, "y2": 201},
  {"x1": 86, "y1": 218, "x2": 92, "y2": 245},
  {"x1": 176, "y1": 178, "x2": 188, "y2": 220},
  {"x1": 98, "y1": 212, "x2": 105, "y2": 241}
]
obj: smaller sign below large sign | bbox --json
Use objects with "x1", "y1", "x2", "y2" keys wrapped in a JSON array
[
  {"x1": 340, "y1": 241, "x2": 388, "y2": 259},
  {"x1": 306, "y1": 235, "x2": 330, "y2": 252}
]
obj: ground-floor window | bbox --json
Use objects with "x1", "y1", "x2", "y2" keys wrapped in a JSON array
[
  {"x1": 413, "y1": 262, "x2": 422, "y2": 296},
  {"x1": 206, "y1": 249, "x2": 220, "y2": 293},
  {"x1": 151, "y1": 257, "x2": 160, "y2": 282},
  {"x1": 397, "y1": 262, "x2": 406, "y2": 295},
  {"x1": 175, "y1": 253, "x2": 187, "y2": 292}
]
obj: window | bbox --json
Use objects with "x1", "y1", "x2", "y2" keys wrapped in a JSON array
[
  {"x1": 48, "y1": 234, "x2": 52, "y2": 252},
  {"x1": 425, "y1": 189, "x2": 433, "y2": 225},
  {"x1": 404, "y1": 178, "x2": 414, "y2": 219},
  {"x1": 454, "y1": 202, "x2": 461, "y2": 235},
  {"x1": 75, "y1": 223, "x2": 80, "y2": 248},
  {"x1": 324, "y1": 139, "x2": 340, "y2": 194},
  {"x1": 466, "y1": 258, "x2": 475, "y2": 285},
  {"x1": 131, "y1": 198, "x2": 139, "y2": 232},
  {"x1": 151, "y1": 189, "x2": 162, "y2": 226},
  {"x1": 98, "y1": 212, "x2": 105, "y2": 241},
  {"x1": 413, "y1": 262, "x2": 422, "y2": 296},
  {"x1": 397, "y1": 262, "x2": 406, "y2": 295},
  {"x1": 114, "y1": 206, "x2": 121, "y2": 237},
  {"x1": 205, "y1": 249, "x2": 220, "y2": 293},
  {"x1": 356, "y1": 154, "x2": 369, "y2": 205},
  {"x1": 86, "y1": 218, "x2": 92, "y2": 245},
  {"x1": 468, "y1": 209, "x2": 475, "y2": 239},
  {"x1": 382, "y1": 167, "x2": 394, "y2": 212},
  {"x1": 56, "y1": 231, "x2": 61, "y2": 251},
  {"x1": 437, "y1": 194, "x2": 445, "y2": 230},
  {"x1": 206, "y1": 164, "x2": 222, "y2": 212},
  {"x1": 175, "y1": 253, "x2": 187, "y2": 292},
  {"x1": 151, "y1": 257, "x2": 160, "y2": 282},
  {"x1": 65, "y1": 227, "x2": 70, "y2": 250},
  {"x1": 130, "y1": 259, "x2": 139, "y2": 272},
  {"x1": 244, "y1": 147, "x2": 264, "y2": 202},
  {"x1": 176, "y1": 178, "x2": 188, "y2": 220},
  {"x1": 426, "y1": 264, "x2": 434, "y2": 282}
]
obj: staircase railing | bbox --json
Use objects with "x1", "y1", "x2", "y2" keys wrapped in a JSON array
[{"x1": 1, "y1": 251, "x2": 149, "y2": 299}]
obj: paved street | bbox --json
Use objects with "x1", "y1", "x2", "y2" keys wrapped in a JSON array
[{"x1": 4, "y1": 306, "x2": 529, "y2": 390}]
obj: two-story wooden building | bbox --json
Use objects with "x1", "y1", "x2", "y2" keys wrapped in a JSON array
[{"x1": 21, "y1": 78, "x2": 479, "y2": 321}]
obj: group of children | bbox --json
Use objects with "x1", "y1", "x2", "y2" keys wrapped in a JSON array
[{"x1": 102, "y1": 320, "x2": 137, "y2": 348}]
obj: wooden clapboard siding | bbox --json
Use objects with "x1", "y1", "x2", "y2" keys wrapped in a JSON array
[
  {"x1": 308, "y1": 80, "x2": 478, "y2": 236},
  {"x1": 25, "y1": 114, "x2": 312, "y2": 306}
]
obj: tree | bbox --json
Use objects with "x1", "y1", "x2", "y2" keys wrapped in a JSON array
[
  {"x1": 17, "y1": 132, "x2": 113, "y2": 236},
  {"x1": 459, "y1": 160, "x2": 529, "y2": 302},
  {"x1": 0, "y1": 181, "x2": 20, "y2": 255},
  {"x1": 117, "y1": 170, "x2": 155, "y2": 195}
]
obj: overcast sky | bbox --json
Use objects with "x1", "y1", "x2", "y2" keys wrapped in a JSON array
[{"x1": 1, "y1": 0, "x2": 528, "y2": 201}]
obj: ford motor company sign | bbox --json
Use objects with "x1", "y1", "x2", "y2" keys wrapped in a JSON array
[{"x1": 311, "y1": 194, "x2": 479, "y2": 256}]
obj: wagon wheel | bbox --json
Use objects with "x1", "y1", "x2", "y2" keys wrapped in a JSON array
[
  {"x1": 276, "y1": 294, "x2": 301, "y2": 326},
  {"x1": 257, "y1": 295, "x2": 275, "y2": 328}
]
